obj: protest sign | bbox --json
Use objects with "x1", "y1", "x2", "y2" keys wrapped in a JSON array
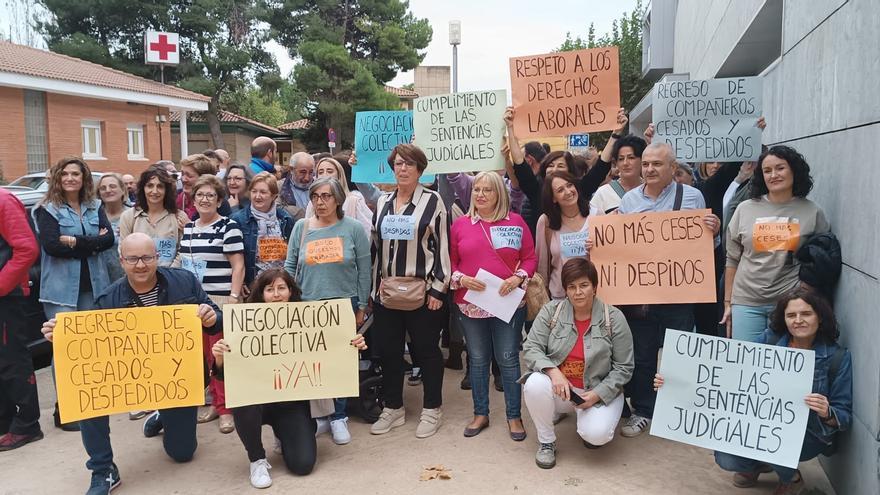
[
  {"x1": 653, "y1": 77, "x2": 763, "y2": 162},
  {"x1": 352, "y1": 110, "x2": 433, "y2": 184},
  {"x1": 258, "y1": 237, "x2": 287, "y2": 262},
  {"x1": 509, "y1": 47, "x2": 620, "y2": 138},
  {"x1": 651, "y1": 330, "x2": 814, "y2": 468},
  {"x1": 54, "y1": 305, "x2": 204, "y2": 423},
  {"x1": 463, "y1": 269, "x2": 525, "y2": 324},
  {"x1": 589, "y1": 209, "x2": 716, "y2": 305},
  {"x1": 223, "y1": 299, "x2": 359, "y2": 408},
  {"x1": 414, "y1": 89, "x2": 508, "y2": 174}
]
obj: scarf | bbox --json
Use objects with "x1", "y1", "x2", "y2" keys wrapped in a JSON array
[{"x1": 251, "y1": 204, "x2": 281, "y2": 237}]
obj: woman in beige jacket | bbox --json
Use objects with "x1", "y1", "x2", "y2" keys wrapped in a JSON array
[
  {"x1": 521, "y1": 258, "x2": 633, "y2": 469},
  {"x1": 118, "y1": 164, "x2": 189, "y2": 267}
]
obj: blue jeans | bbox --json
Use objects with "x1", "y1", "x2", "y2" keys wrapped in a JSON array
[
  {"x1": 458, "y1": 306, "x2": 525, "y2": 419},
  {"x1": 731, "y1": 303, "x2": 775, "y2": 342},
  {"x1": 80, "y1": 406, "x2": 198, "y2": 474},
  {"x1": 714, "y1": 433, "x2": 827, "y2": 483},
  {"x1": 624, "y1": 304, "x2": 694, "y2": 419}
]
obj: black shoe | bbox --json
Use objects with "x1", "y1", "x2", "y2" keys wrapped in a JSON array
[
  {"x1": 0, "y1": 431, "x2": 44, "y2": 451},
  {"x1": 143, "y1": 411, "x2": 164, "y2": 438},
  {"x1": 86, "y1": 463, "x2": 121, "y2": 495},
  {"x1": 407, "y1": 368, "x2": 422, "y2": 386},
  {"x1": 493, "y1": 375, "x2": 504, "y2": 392},
  {"x1": 54, "y1": 403, "x2": 80, "y2": 432},
  {"x1": 460, "y1": 373, "x2": 471, "y2": 390},
  {"x1": 583, "y1": 439, "x2": 603, "y2": 449}
]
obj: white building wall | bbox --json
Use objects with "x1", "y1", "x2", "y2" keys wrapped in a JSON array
[{"x1": 673, "y1": 1, "x2": 880, "y2": 494}]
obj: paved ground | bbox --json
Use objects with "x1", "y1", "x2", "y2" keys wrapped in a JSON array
[{"x1": 3, "y1": 364, "x2": 836, "y2": 495}]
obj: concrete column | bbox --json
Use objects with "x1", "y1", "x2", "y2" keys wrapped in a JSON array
[{"x1": 179, "y1": 110, "x2": 188, "y2": 157}]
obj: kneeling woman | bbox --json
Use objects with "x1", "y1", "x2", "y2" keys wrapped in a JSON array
[
  {"x1": 655, "y1": 287, "x2": 852, "y2": 494},
  {"x1": 211, "y1": 268, "x2": 366, "y2": 489},
  {"x1": 521, "y1": 258, "x2": 633, "y2": 469}
]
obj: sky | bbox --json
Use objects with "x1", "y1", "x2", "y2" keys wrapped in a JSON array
[{"x1": 271, "y1": 0, "x2": 640, "y2": 94}]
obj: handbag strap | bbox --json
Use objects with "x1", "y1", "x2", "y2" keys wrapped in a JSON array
[
  {"x1": 549, "y1": 300, "x2": 565, "y2": 331},
  {"x1": 294, "y1": 219, "x2": 310, "y2": 284}
]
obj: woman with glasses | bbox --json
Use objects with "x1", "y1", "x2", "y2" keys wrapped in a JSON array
[
  {"x1": 224, "y1": 163, "x2": 253, "y2": 213},
  {"x1": 369, "y1": 144, "x2": 451, "y2": 439},
  {"x1": 179, "y1": 174, "x2": 245, "y2": 434},
  {"x1": 304, "y1": 157, "x2": 373, "y2": 237},
  {"x1": 284, "y1": 176, "x2": 371, "y2": 445},
  {"x1": 34, "y1": 156, "x2": 115, "y2": 431},
  {"x1": 177, "y1": 154, "x2": 232, "y2": 220}
]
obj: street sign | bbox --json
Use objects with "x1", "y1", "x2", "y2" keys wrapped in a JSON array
[
  {"x1": 568, "y1": 133, "x2": 590, "y2": 155},
  {"x1": 144, "y1": 31, "x2": 180, "y2": 65}
]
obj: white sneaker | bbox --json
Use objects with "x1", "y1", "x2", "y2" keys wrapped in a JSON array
[
  {"x1": 415, "y1": 408, "x2": 442, "y2": 438},
  {"x1": 620, "y1": 414, "x2": 651, "y2": 437},
  {"x1": 272, "y1": 436, "x2": 282, "y2": 455},
  {"x1": 249, "y1": 459, "x2": 272, "y2": 489},
  {"x1": 330, "y1": 418, "x2": 352, "y2": 445},
  {"x1": 370, "y1": 407, "x2": 406, "y2": 435},
  {"x1": 315, "y1": 418, "x2": 330, "y2": 437}
]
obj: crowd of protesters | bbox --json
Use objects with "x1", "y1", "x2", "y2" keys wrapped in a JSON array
[{"x1": 0, "y1": 107, "x2": 850, "y2": 495}]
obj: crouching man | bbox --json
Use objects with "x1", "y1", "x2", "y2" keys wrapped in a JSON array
[{"x1": 41, "y1": 233, "x2": 222, "y2": 495}]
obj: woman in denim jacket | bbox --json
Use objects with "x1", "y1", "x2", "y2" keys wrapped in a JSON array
[
  {"x1": 656, "y1": 287, "x2": 852, "y2": 495},
  {"x1": 33, "y1": 157, "x2": 114, "y2": 431}
]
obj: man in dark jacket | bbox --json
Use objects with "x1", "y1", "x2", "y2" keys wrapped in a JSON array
[
  {"x1": 0, "y1": 188, "x2": 42, "y2": 451},
  {"x1": 41, "y1": 233, "x2": 221, "y2": 495}
]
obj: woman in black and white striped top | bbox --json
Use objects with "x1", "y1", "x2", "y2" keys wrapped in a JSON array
[
  {"x1": 369, "y1": 143, "x2": 451, "y2": 440},
  {"x1": 178, "y1": 174, "x2": 244, "y2": 434}
]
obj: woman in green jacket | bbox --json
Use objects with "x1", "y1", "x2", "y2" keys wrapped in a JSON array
[{"x1": 521, "y1": 258, "x2": 634, "y2": 469}]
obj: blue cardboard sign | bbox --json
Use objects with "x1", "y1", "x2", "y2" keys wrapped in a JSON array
[
  {"x1": 353, "y1": 111, "x2": 434, "y2": 184},
  {"x1": 380, "y1": 214, "x2": 416, "y2": 240}
]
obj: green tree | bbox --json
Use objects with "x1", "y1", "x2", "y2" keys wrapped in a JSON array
[
  {"x1": 558, "y1": 0, "x2": 650, "y2": 145},
  {"x1": 36, "y1": 0, "x2": 278, "y2": 149},
  {"x1": 265, "y1": 0, "x2": 432, "y2": 147}
]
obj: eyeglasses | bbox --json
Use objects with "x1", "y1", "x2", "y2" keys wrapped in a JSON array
[
  {"x1": 393, "y1": 160, "x2": 418, "y2": 169},
  {"x1": 310, "y1": 193, "x2": 334, "y2": 203},
  {"x1": 473, "y1": 187, "x2": 496, "y2": 195},
  {"x1": 227, "y1": 176, "x2": 245, "y2": 182},
  {"x1": 195, "y1": 192, "x2": 218, "y2": 200},
  {"x1": 122, "y1": 255, "x2": 158, "y2": 266}
]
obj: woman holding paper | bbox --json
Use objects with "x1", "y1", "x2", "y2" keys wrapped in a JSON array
[
  {"x1": 521, "y1": 258, "x2": 633, "y2": 469},
  {"x1": 535, "y1": 171, "x2": 592, "y2": 300},
  {"x1": 284, "y1": 176, "x2": 371, "y2": 445},
  {"x1": 212, "y1": 268, "x2": 367, "y2": 488},
  {"x1": 721, "y1": 146, "x2": 831, "y2": 342},
  {"x1": 179, "y1": 174, "x2": 245, "y2": 434},
  {"x1": 231, "y1": 172, "x2": 295, "y2": 291},
  {"x1": 655, "y1": 288, "x2": 852, "y2": 494},
  {"x1": 303, "y1": 156, "x2": 373, "y2": 237},
  {"x1": 450, "y1": 171, "x2": 537, "y2": 440}
]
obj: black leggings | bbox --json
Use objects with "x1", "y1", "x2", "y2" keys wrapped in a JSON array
[{"x1": 233, "y1": 400, "x2": 316, "y2": 475}]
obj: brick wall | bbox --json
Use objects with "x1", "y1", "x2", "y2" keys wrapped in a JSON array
[
  {"x1": 0, "y1": 87, "x2": 27, "y2": 181},
  {"x1": 44, "y1": 93, "x2": 172, "y2": 177}
]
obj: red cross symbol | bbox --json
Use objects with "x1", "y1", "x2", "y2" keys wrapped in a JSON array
[{"x1": 149, "y1": 34, "x2": 177, "y2": 61}]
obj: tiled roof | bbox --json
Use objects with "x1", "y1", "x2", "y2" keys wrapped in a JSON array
[
  {"x1": 169, "y1": 110, "x2": 285, "y2": 135},
  {"x1": 384, "y1": 84, "x2": 418, "y2": 98},
  {"x1": 279, "y1": 119, "x2": 311, "y2": 130},
  {"x1": 0, "y1": 40, "x2": 210, "y2": 102}
]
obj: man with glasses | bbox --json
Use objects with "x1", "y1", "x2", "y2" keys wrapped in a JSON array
[
  {"x1": 278, "y1": 152, "x2": 316, "y2": 221},
  {"x1": 40, "y1": 232, "x2": 221, "y2": 495}
]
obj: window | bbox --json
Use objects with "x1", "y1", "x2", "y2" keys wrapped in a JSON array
[
  {"x1": 81, "y1": 120, "x2": 103, "y2": 158},
  {"x1": 127, "y1": 124, "x2": 145, "y2": 159},
  {"x1": 24, "y1": 90, "x2": 48, "y2": 173}
]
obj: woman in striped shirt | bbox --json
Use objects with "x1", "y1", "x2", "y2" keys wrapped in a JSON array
[
  {"x1": 370, "y1": 144, "x2": 451, "y2": 439},
  {"x1": 179, "y1": 174, "x2": 245, "y2": 434}
]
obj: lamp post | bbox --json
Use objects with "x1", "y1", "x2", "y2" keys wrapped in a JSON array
[{"x1": 449, "y1": 20, "x2": 461, "y2": 93}]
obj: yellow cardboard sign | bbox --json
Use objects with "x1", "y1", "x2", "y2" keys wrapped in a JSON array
[
  {"x1": 222, "y1": 299, "x2": 359, "y2": 408},
  {"x1": 54, "y1": 305, "x2": 205, "y2": 423}
]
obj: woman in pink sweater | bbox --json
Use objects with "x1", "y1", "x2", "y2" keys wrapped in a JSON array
[{"x1": 450, "y1": 172, "x2": 537, "y2": 441}]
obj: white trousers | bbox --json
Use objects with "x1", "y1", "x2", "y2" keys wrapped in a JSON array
[{"x1": 522, "y1": 372, "x2": 625, "y2": 445}]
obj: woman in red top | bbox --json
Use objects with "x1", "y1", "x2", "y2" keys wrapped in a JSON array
[
  {"x1": 521, "y1": 259, "x2": 634, "y2": 469},
  {"x1": 450, "y1": 171, "x2": 537, "y2": 441}
]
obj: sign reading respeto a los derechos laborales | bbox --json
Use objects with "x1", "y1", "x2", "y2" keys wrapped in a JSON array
[
  {"x1": 54, "y1": 305, "x2": 204, "y2": 423},
  {"x1": 509, "y1": 46, "x2": 620, "y2": 138},
  {"x1": 223, "y1": 299, "x2": 359, "y2": 408},
  {"x1": 653, "y1": 76, "x2": 763, "y2": 162},
  {"x1": 651, "y1": 330, "x2": 814, "y2": 469}
]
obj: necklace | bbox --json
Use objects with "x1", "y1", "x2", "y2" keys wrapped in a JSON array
[{"x1": 562, "y1": 210, "x2": 580, "y2": 219}]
